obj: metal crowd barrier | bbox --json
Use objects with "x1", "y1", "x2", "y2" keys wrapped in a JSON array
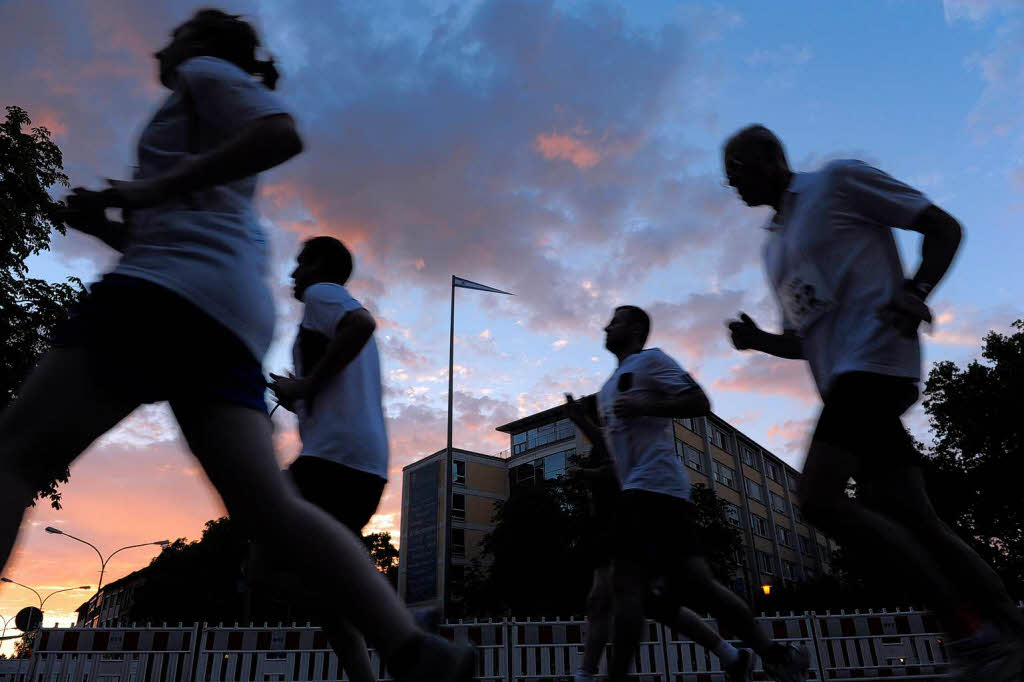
[{"x1": 0, "y1": 609, "x2": 963, "y2": 682}]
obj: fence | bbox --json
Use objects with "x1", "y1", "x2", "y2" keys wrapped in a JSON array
[{"x1": 0, "y1": 609, "x2": 954, "y2": 682}]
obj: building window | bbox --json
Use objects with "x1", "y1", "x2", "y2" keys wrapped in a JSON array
[
  {"x1": 749, "y1": 513, "x2": 769, "y2": 537},
  {"x1": 798, "y1": 534, "x2": 813, "y2": 556},
  {"x1": 764, "y1": 461, "x2": 781, "y2": 483},
  {"x1": 756, "y1": 550, "x2": 774, "y2": 575},
  {"x1": 741, "y1": 445, "x2": 759, "y2": 471},
  {"x1": 776, "y1": 524, "x2": 793, "y2": 547},
  {"x1": 451, "y1": 528, "x2": 465, "y2": 558},
  {"x1": 792, "y1": 504, "x2": 803, "y2": 524},
  {"x1": 782, "y1": 560, "x2": 801, "y2": 581},
  {"x1": 452, "y1": 494, "x2": 465, "y2": 521},
  {"x1": 710, "y1": 427, "x2": 731, "y2": 452},
  {"x1": 452, "y1": 460, "x2": 466, "y2": 486},
  {"x1": 744, "y1": 478, "x2": 764, "y2": 503},
  {"x1": 723, "y1": 502, "x2": 742, "y2": 526},
  {"x1": 788, "y1": 472, "x2": 799, "y2": 493},
  {"x1": 713, "y1": 461, "x2": 736, "y2": 489},
  {"x1": 676, "y1": 440, "x2": 704, "y2": 473},
  {"x1": 677, "y1": 417, "x2": 697, "y2": 433},
  {"x1": 512, "y1": 418, "x2": 575, "y2": 455},
  {"x1": 770, "y1": 492, "x2": 788, "y2": 514}
]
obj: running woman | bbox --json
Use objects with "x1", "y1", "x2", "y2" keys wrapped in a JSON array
[
  {"x1": 723, "y1": 124, "x2": 1024, "y2": 681},
  {"x1": 563, "y1": 393, "x2": 755, "y2": 682},
  {"x1": 0, "y1": 10, "x2": 471, "y2": 682},
  {"x1": 591, "y1": 305, "x2": 809, "y2": 682}
]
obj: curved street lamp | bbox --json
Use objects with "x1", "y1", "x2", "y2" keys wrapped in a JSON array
[
  {"x1": 0, "y1": 577, "x2": 91, "y2": 612},
  {"x1": 44, "y1": 527, "x2": 169, "y2": 592},
  {"x1": 1, "y1": 613, "x2": 12, "y2": 640}
]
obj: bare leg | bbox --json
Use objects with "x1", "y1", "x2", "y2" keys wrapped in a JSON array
[
  {"x1": 171, "y1": 402, "x2": 419, "y2": 658},
  {"x1": 0, "y1": 349, "x2": 138, "y2": 573},
  {"x1": 657, "y1": 605, "x2": 726, "y2": 653},
  {"x1": 608, "y1": 570, "x2": 645, "y2": 682},
  {"x1": 580, "y1": 567, "x2": 613, "y2": 676},
  {"x1": 675, "y1": 558, "x2": 773, "y2": 655},
  {"x1": 799, "y1": 441, "x2": 965, "y2": 631},
  {"x1": 861, "y1": 465, "x2": 1024, "y2": 635},
  {"x1": 325, "y1": 619, "x2": 376, "y2": 682}
]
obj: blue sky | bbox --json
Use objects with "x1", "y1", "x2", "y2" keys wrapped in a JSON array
[{"x1": 2, "y1": 0, "x2": 1023, "y2": 635}]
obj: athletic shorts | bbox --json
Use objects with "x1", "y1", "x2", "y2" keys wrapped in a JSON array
[
  {"x1": 287, "y1": 456, "x2": 387, "y2": 533},
  {"x1": 811, "y1": 371, "x2": 921, "y2": 468},
  {"x1": 52, "y1": 274, "x2": 268, "y2": 413},
  {"x1": 612, "y1": 489, "x2": 701, "y2": 577}
]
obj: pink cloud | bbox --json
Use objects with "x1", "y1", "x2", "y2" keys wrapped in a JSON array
[
  {"x1": 713, "y1": 355, "x2": 818, "y2": 404},
  {"x1": 534, "y1": 132, "x2": 602, "y2": 169}
]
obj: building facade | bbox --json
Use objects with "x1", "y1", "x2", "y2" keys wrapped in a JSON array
[
  {"x1": 398, "y1": 403, "x2": 837, "y2": 610},
  {"x1": 397, "y1": 448, "x2": 508, "y2": 615},
  {"x1": 75, "y1": 570, "x2": 147, "y2": 628}
]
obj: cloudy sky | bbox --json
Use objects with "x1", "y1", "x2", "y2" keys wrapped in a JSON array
[{"x1": 2, "y1": 0, "x2": 1022, "y2": 643}]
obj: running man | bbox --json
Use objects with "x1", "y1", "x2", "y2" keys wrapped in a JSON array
[
  {"x1": 0, "y1": 10, "x2": 470, "y2": 682},
  {"x1": 563, "y1": 394, "x2": 755, "y2": 682},
  {"x1": 255, "y1": 236, "x2": 389, "y2": 682},
  {"x1": 723, "y1": 124, "x2": 1024, "y2": 680},
  {"x1": 585, "y1": 305, "x2": 809, "y2": 682}
]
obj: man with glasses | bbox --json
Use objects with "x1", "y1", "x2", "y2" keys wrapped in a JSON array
[{"x1": 722, "y1": 124, "x2": 1024, "y2": 681}]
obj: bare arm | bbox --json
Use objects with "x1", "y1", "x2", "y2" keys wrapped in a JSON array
[
  {"x1": 305, "y1": 308, "x2": 376, "y2": 400},
  {"x1": 906, "y1": 204, "x2": 963, "y2": 298}
]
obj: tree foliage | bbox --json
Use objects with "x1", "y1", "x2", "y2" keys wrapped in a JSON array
[
  {"x1": 461, "y1": 476, "x2": 744, "y2": 618},
  {"x1": 0, "y1": 105, "x2": 84, "y2": 509}
]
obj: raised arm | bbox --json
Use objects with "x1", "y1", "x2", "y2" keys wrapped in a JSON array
[{"x1": 727, "y1": 312, "x2": 803, "y2": 359}]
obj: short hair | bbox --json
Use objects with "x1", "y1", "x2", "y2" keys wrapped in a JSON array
[
  {"x1": 615, "y1": 305, "x2": 651, "y2": 345},
  {"x1": 724, "y1": 124, "x2": 787, "y2": 163},
  {"x1": 302, "y1": 236, "x2": 353, "y2": 284}
]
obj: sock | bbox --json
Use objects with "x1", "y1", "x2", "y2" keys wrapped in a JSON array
[
  {"x1": 713, "y1": 640, "x2": 740, "y2": 666},
  {"x1": 387, "y1": 633, "x2": 425, "y2": 678}
]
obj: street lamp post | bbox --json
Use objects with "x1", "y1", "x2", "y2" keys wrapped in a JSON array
[
  {"x1": 44, "y1": 527, "x2": 169, "y2": 593},
  {"x1": 1, "y1": 614, "x2": 11, "y2": 640},
  {"x1": 0, "y1": 577, "x2": 90, "y2": 614}
]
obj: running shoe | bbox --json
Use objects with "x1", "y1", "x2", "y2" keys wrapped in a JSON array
[{"x1": 724, "y1": 648, "x2": 754, "y2": 682}]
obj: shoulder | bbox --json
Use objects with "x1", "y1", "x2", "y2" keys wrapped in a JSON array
[
  {"x1": 640, "y1": 348, "x2": 685, "y2": 372},
  {"x1": 303, "y1": 283, "x2": 359, "y2": 307},
  {"x1": 176, "y1": 56, "x2": 252, "y2": 85}
]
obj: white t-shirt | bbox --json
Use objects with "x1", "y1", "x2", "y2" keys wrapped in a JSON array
[
  {"x1": 113, "y1": 56, "x2": 288, "y2": 362},
  {"x1": 292, "y1": 283, "x2": 389, "y2": 480},
  {"x1": 596, "y1": 348, "x2": 698, "y2": 500},
  {"x1": 763, "y1": 160, "x2": 932, "y2": 397}
]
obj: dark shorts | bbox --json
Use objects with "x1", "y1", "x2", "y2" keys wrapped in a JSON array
[
  {"x1": 288, "y1": 456, "x2": 387, "y2": 533},
  {"x1": 612, "y1": 489, "x2": 701, "y2": 577},
  {"x1": 812, "y1": 371, "x2": 921, "y2": 468},
  {"x1": 52, "y1": 275, "x2": 268, "y2": 413}
]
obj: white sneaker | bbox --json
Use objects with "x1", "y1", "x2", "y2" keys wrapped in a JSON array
[
  {"x1": 574, "y1": 670, "x2": 595, "y2": 682},
  {"x1": 763, "y1": 644, "x2": 810, "y2": 682}
]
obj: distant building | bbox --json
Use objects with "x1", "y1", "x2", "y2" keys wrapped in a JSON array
[
  {"x1": 75, "y1": 569, "x2": 148, "y2": 627},
  {"x1": 398, "y1": 401, "x2": 837, "y2": 612}
]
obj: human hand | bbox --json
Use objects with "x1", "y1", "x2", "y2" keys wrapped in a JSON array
[
  {"x1": 727, "y1": 312, "x2": 763, "y2": 351},
  {"x1": 612, "y1": 391, "x2": 656, "y2": 419},
  {"x1": 878, "y1": 288, "x2": 932, "y2": 338},
  {"x1": 269, "y1": 371, "x2": 308, "y2": 412},
  {"x1": 563, "y1": 393, "x2": 588, "y2": 426}
]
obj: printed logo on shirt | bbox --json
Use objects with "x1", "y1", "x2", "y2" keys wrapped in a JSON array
[{"x1": 779, "y1": 260, "x2": 835, "y2": 332}]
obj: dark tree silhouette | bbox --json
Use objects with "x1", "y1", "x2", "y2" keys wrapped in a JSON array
[{"x1": 0, "y1": 105, "x2": 84, "y2": 509}]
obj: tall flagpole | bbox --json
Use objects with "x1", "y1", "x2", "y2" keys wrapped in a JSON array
[{"x1": 444, "y1": 275, "x2": 455, "y2": 618}]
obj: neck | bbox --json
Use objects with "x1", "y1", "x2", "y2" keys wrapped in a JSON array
[
  {"x1": 769, "y1": 170, "x2": 794, "y2": 212},
  {"x1": 615, "y1": 344, "x2": 644, "y2": 365}
]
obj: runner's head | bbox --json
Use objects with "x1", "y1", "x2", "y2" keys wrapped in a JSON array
[
  {"x1": 722, "y1": 124, "x2": 790, "y2": 208},
  {"x1": 292, "y1": 237, "x2": 354, "y2": 301},
  {"x1": 156, "y1": 9, "x2": 279, "y2": 90},
  {"x1": 604, "y1": 305, "x2": 650, "y2": 356}
]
